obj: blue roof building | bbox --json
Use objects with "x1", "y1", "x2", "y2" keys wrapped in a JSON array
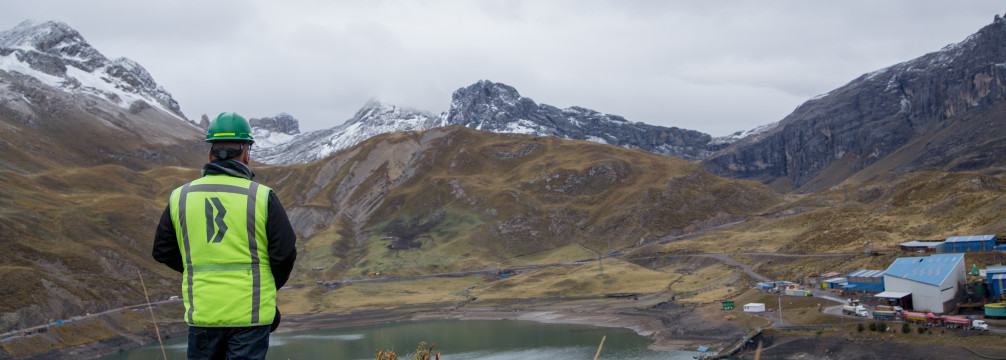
[
  {"x1": 943, "y1": 235, "x2": 995, "y2": 252},
  {"x1": 899, "y1": 240, "x2": 945, "y2": 253},
  {"x1": 883, "y1": 253, "x2": 966, "y2": 313},
  {"x1": 844, "y1": 269, "x2": 885, "y2": 292}
]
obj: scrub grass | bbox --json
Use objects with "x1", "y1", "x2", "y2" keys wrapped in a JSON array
[
  {"x1": 663, "y1": 263, "x2": 743, "y2": 304},
  {"x1": 472, "y1": 258, "x2": 676, "y2": 300},
  {"x1": 281, "y1": 277, "x2": 488, "y2": 314},
  {"x1": 501, "y1": 243, "x2": 599, "y2": 266}
]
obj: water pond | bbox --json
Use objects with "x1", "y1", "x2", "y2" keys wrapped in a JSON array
[{"x1": 100, "y1": 319, "x2": 702, "y2": 359}]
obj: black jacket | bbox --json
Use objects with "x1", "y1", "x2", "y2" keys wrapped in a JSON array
[{"x1": 152, "y1": 160, "x2": 297, "y2": 289}]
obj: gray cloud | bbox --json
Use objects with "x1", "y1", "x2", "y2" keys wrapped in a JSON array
[{"x1": 0, "y1": 0, "x2": 1002, "y2": 136}]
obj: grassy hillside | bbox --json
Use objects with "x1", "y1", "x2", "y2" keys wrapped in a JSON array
[
  {"x1": 256, "y1": 126, "x2": 782, "y2": 283},
  {"x1": 0, "y1": 165, "x2": 193, "y2": 333},
  {"x1": 642, "y1": 171, "x2": 1006, "y2": 258}
]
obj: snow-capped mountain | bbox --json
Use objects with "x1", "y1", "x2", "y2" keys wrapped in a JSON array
[
  {"x1": 251, "y1": 101, "x2": 444, "y2": 165},
  {"x1": 0, "y1": 20, "x2": 205, "y2": 173},
  {"x1": 251, "y1": 81, "x2": 730, "y2": 165},
  {"x1": 0, "y1": 20, "x2": 186, "y2": 121}
]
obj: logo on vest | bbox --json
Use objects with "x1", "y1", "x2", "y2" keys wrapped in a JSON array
[{"x1": 205, "y1": 198, "x2": 228, "y2": 243}]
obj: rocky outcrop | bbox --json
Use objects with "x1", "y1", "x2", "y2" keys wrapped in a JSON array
[{"x1": 703, "y1": 15, "x2": 1006, "y2": 191}]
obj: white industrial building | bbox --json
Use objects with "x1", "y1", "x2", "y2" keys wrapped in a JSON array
[{"x1": 880, "y1": 253, "x2": 965, "y2": 314}]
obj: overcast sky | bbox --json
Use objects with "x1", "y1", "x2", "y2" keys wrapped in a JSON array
[{"x1": 2, "y1": 1, "x2": 1004, "y2": 136}]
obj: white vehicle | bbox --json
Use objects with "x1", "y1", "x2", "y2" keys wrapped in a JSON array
[
  {"x1": 842, "y1": 304, "x2": 868, "y2": 317},
  {"x1": 972, "y1": 320, "x2": 989, "y2": 331}
]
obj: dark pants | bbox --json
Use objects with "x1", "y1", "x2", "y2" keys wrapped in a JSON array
[{"x1": 187, "y1": 325, "x2": 270, "y2": 360}]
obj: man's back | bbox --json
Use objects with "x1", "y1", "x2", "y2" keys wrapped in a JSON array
[{"x1": 152, "y1": 112, "x2": 296, "y2": 360}]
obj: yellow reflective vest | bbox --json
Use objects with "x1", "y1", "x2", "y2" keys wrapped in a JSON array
[{"x1": 168, "y1": 174, "x2": 276, "y2": 327}]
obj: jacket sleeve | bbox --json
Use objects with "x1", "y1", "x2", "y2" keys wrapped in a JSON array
[
  {"x1": 267, "y1": 191, "x2": 297, "y2": 289},
  {"x1": 152, "y1": 204, "x2": 185, "y2": 273}
]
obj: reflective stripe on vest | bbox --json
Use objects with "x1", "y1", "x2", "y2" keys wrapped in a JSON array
[{"x1": 169, "y1": 175, "x2": 275, "y2": 327}]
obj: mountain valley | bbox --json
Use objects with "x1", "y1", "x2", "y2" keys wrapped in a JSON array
[{"x1": 2, "y1": 14, "x2": 1006, "y2": 359}]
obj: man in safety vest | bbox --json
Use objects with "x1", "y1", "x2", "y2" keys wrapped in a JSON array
[{"x1": 153, "y1": 112, "x2": 297, "y2": 360}]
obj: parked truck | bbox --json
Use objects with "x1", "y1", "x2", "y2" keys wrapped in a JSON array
[
  {"x1": 971, "y1": 319, "x2": 990, "y2": 331},
  {"x1": 903, "y1": 311, "x2": 938, "y2": 325},
  {"x1": 875, "y1": 304, "x2": 904, "y2": 313},
  {"x1": 940, "y1": 316, "x2": 972, "y2": 329},
  {"x1": 784, "y1": 288, "x2": 811, "y2": 296},
  {"x1": 842, "y1": 304, "x2": 869, "y2": 317},
  {"x1": 872, "y1": 310, "x2": 900, "y2": 320}
]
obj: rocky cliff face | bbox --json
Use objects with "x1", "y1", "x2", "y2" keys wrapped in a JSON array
[
  {"x1": 446, "y1": 80, "x2": 725, "y2": 160},
  {"x1": 703, "y1": 14, "x2": 1006, "y2": 192}
]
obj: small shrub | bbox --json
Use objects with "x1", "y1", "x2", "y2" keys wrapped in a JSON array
[
  {"x1": 878, "y1": 321, "x2": 887, "y2": 332},
  {"x1": 857, "y1": 323, "x2": 864, "y2": 332},
  {"x1": 375, "y1": 349, "x2": 399, "y2": 360},
  {"x1": 902, "y1": 323, "x2": 911, "y2": 334},
  {"x1": 917, "y1": 326, "x2": 926, "y2": 334},
  {"x1": 868, "y1": 322, "x2": 877, "y2": 331},
  {"x1": 410, "y1": 342, "x2": 439, "y2": 360},
  {"x1": 375, "y1": 342, "x2": 439, "y2": 360}
]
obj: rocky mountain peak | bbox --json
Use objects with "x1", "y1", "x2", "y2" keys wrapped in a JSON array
[
  {"x1": 250, "y1": 113, "x2": 300, "y2": 135},
  {"x1": 444, "y1": 79, "x2": 721, "y2": 160},
  {"x1": 198, "y1": 114, "x2": 211, "y2": 129},
  {"x1": 1, "y1": 20, "x2": 107, "y2": 76},
  {"x1": 347, "y1": 100, "x2": 442, "y2": 127},
  {"x1": 447, "y1": 80, "x2": 537, "y2": 131}
]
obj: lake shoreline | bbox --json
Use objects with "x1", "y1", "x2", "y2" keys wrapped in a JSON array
[{"x1": 278, "y1": 295, "x2": 747, "y2": 353}]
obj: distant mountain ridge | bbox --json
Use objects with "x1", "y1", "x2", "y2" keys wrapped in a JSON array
[{"x1": 250, "y1": 80, "x2": 728, "y2": 165}]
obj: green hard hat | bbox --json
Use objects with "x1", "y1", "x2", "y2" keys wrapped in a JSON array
[{"x1": 206, "y1": 112, "x2": 254, "y2": 143}]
